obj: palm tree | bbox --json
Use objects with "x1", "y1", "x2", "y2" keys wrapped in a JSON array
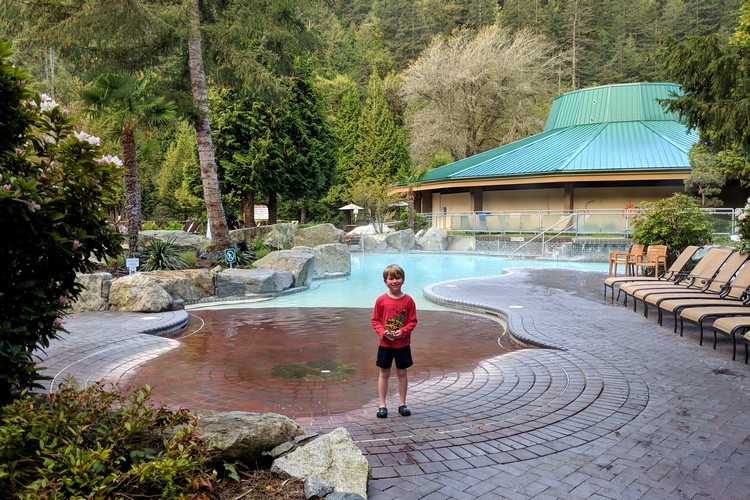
[
  {"x1": 400, "y1": 169, "x2": 427, "y2": 230},
  {"x1": 80, "y1": 72, "x2": 175, "y2": 254}
]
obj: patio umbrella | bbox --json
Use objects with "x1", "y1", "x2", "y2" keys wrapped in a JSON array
[
  {"x1": 339, "y1": 203, "x2": 364, "y2": 227},
  {"x1": 338, "y1": 203, "x2": 364, "y2": 211}
]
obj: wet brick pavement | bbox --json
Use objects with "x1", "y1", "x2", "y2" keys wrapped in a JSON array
[{"x1": 38, "y1": 268, "x2": 750, "y2": 499}]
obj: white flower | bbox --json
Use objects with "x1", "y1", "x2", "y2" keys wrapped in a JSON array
[
  {"x1": 95, "y1": 155, "x2": 123, "y2": 167},
  {"x1": 39, "y1": 94, "x2": 58, "y2": 112},
  {"x1": 739, "y1": 212, "x2": 747, "y2": 221},
  {"x1": 73, "y1": 131, "x2": 101, "y2": 146}
]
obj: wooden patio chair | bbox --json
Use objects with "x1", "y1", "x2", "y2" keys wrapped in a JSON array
[
  {"x1": 632, "y1": 244, "x2": 668, "y2": 277},
  {"x1": 711, "y1": 316, "x2": 750, "y2": 362},
  {"x1": 603, "y1": 245, "x2": 701, "y2": 303},
  {"x1": 608, "y1": 243, "x2": 644, "y2": 276}
]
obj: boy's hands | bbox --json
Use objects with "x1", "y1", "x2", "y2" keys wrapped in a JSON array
[{"x1": 384, "y1": 330, "x2": 402, "y2": 340}]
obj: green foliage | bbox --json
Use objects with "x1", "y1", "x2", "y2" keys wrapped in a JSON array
[
  {"x1": 0, "y1": 382, "x2": 220, "y2": 498},
  {"x1": 138, "y1": 236, "x2": 189, "y2": 271},
  {"x1": 178, "y1": 250, "x2": 198, "y2": 268},
  {"x1": 631, "y1": 193, "x2": 714, "y2": 263},
  {"x1": 0, "y1": 42, "x2": 123, "y2": 401},
  {"x1": 393, "y1": 210, "x2": 430, "y2": 232}
]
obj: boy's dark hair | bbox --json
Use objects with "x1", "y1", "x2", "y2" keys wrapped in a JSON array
[{"x1": 383, "y1": 264, "x2": 405, "y2": 280}]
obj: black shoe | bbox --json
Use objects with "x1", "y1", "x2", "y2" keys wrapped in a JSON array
[
  {"x1": 398, "y1": 405, "x2": 411, "y2": 416},
  {"x1": 376, "y1": 407, "x2": 388, "y2": 418}
]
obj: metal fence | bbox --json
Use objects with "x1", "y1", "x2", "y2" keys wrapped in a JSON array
[{"x1": 424, "y1": 208, "x2": 738, "y2": 238}]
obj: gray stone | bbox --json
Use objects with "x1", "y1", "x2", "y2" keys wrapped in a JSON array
[
  {"x1": 196, "y1": 410, "x2": 303, "y2": 466},
  {"x1": 230, "y1": 223, "x2": 297, "y2": 250},
  {"x1": 361, "y1": 233, "x2": 392, "y2": 253},
  {"x1": 325, "y1": 493, "x2": 366, "y2": 500},
  {"x1": 139, "y1": 230, "x2": 212, "y2": 253},
  {"x1": 304, "y1": 476, "x2": 335, "y2": 499},
  {"x1": 71, "y1": 272, "x2": 112, "y2": 312},
  {"x1": 108, "y1": 273, "x2": 173, "y2": 312},
  {"x1": 271, "y1": 428, "x2": 370, "y2": 499},
  {"x1": 385, "y1": 229, "x2": 416, "y2": 251},
  {"x1": 416, "y1": 226, "x2": 448, "y2": 251},
  {"x1": 293, "y1": 223, "x2": 343, "y2": 247},
  {"x1": 144, "y1": 269, "x2": 215, "y2": 303},
  {"x1": 254, "y1": 250, "x2": 315, "y2": 287},
  {"x1": 311, "y1": 243, "x2": 351, "y2": 278},
  {"x1": 215, "y1": 268, "x2": 294, "y2": 298}
]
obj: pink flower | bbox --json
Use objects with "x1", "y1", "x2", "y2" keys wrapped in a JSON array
[
  {"x1": 72, "y1": 240, "x2": 81, "y2": 249},
  {"x1": 2, "y1": 184, "x2": 10, "y2": 191},
  {"x1": 54, "y1": 317, "x2": 64, "y2": 328},
  {"x1": 58, "y1": 295, "x2": 69, "y2": 305},
  {"x1": 28, "y1": 201, "x2": 41, "y2": 212}
]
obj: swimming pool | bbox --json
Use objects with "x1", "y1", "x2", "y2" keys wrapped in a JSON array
[{"x1": 191, "y1": 253, "x2": 607, "y2": 311}]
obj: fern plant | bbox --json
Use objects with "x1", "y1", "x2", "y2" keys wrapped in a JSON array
[{"x1": 139, "y1": 236, "x2": 189, "y2": 271}]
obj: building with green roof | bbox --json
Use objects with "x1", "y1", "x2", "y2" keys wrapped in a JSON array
[{"x1": 412, "y1": 82, "x2": 700, "y2": 217}]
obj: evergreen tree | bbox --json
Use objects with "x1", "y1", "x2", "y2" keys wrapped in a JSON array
[{"x1": 353, "y1": 70, "x2": 411, "y2": 186}]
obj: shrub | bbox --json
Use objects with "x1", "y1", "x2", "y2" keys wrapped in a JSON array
[
  {"x1": 0, "y1": 42, "x2": 123, "y2": 401},
  {"x1": 178, "y1": 250, "x2": 198, "y2": 268},
  {"x1": 0, "y1": 382, "x2": 222, "y2": 498},
  {"x1": 631, "y1": 193, "x2": 714, "y2": 263},
  {"x1": 139, "y1": 236, "x2": 189, "y2": 271}
]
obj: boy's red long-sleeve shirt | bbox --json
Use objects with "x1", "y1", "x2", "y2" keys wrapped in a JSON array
[{"x1": 371, "y1": 293, "x2": 418, "y2": 348}]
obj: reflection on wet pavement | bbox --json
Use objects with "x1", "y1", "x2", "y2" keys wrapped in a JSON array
[{"x1": 123, "y1": 307, "x2": 522, "y2": 417}]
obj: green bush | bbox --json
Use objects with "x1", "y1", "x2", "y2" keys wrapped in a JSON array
[
  {"x1": 178, "y1": 250, "x2": 198, "y2": 268},
  {"x1": 0, "y1": 383, "x2": 222, "y2": 498},
  {"x1": 139, "y1": 236, "x2": 189, "y2": 271},
  {"x1": 0, "y1": 42, "x2": 123, "y2": 401},
  {"x1": 631, "y1": 193, "x2": 714, "y2": 263}
]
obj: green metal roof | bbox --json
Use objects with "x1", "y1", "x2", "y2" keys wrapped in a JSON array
[{"x1": 422, "y1": 82, "x2": 697, "y2": 183}]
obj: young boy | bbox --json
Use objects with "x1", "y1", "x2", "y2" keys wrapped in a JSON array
[{"x1": 371, "y1": 263, "x2": 418, "y2": 418}]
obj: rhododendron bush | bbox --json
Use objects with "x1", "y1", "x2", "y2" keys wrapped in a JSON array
[{"x1": 0, "y1": 41, "x2": 123, "y2": 401}]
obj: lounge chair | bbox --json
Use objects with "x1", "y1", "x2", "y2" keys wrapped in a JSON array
[
  {"x1": 603, "y1": 245, "x2": 701, "y2": 303},
  {"x1": 653, "y1": 253, "x2": 750, "y2": 327},
  {"x1": 711, "y1": 316, "x2": 750, "y2": 362},
  {"x1": 619, "y1": 247, "x2": 734, "y2": 311},
  {"x1": 678, "y1": 301, "x2": 750, "y2": 345},
  {"x1": 608, "y1": 243, "x2": 644, "y2": 277}
]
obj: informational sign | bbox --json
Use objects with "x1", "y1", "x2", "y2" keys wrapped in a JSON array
[
  {"x1": 126, "y1": 257, "x2": 139, "y2": 275},
  {"x1": 225, "y1": 248, "x2": 236, "y2": 268}
]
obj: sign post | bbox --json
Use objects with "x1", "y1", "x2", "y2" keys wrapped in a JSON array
[
  {"x1": 125, "y1": 257, "x2": 139, "y2": 275},
  {"x1": 225, "y1": 248, "x2": 236, "y2": 269}
]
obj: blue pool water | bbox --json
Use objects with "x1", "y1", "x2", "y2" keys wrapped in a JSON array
[{"x1": 195, "y1": 253, "x2": 607, "y2": 311}]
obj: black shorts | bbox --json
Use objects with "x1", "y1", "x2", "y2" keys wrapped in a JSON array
[{"x1": 376, "y1": 345, "x2": 413, "y2": 370}]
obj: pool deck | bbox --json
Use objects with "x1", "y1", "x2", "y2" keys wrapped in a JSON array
[{"x1": 38, "y1": 268, "x2": 750, "y2": 499}]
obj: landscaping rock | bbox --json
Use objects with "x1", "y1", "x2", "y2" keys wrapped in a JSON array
[
  {"x1": 293, "y1": 223, "x2": 343, "y2": 247},
  {"x1": 385, "y1": 229, "x2": 416, "y2": 251},
  {"x1": 214, "y1": 268, "x2": 294, "y2": 298},
  {"x1": 300, "y1": 243, "x2": 350, "y2": 278},
  {"x1": 253, "y1": 250, "x2": 315, "y2": 287},
  {"x1": 71, "y1": 272, "x2": 112, "y2": 312},
  {"x1": 144, "y1": 269, "x2": 215, "y2": 303},
  {"x1": 416, "y1": 226, "x2": 448, "y2": 251},
  {"x1": 108, "y1": 273, "x2": 174, "y2": 312},
  {"x1": 230, "y1": 224, "x2": 296, "y2": 250},
  {"x1": 196, "y1": 410, "x2": 304, "y2": 466},
  {"x1": 304, "y1": 476, "x2": 335, "y2": 499},
  {"x1": 271, "y1": 428, "x2": 370, "y2": 499},
  {"x1": 362, "y1": 233, "x2": 391, "y2": 253}
]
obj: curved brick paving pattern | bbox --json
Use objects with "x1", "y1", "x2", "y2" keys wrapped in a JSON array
[{"x1": 38, "y1": 268, "x2": 750, "y2": 499}]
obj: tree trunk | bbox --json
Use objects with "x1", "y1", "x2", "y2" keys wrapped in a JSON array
[
  {"x1": 122, "y1": 122, "x2": 140, "y2": 254},
  {"x1": 407, "y1": 188, "x2": 415, "y2": 230},
  {"x1": 299, "y1": 205, "x2": 307, "y2": 225},
  {"x1": 188, "y1": 0, "x2": 230, "y2": 250},
  {"x1": 243, "y1": 190, "x2": 256, "y2": 227},
  {"x1": 267, "y1": 191, "x2": 278, "y2": 224}
]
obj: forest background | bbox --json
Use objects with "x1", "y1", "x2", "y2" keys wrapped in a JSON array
[{"x1": 1, "y1": 0, "x2": 746, "y2": 250}]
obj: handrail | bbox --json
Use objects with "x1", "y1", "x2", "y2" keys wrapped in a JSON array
[{"x1": 510, "y1": 213, "x2": 576, "y2": 257}]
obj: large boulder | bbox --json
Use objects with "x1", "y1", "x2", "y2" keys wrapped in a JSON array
[
  {"x1": 271, "y1": 427, "x2": 370, "y2": 499},
  {"x1": 385, "y1": 229, "x2": 416, "y2": 251},
  {"x1": 362, "y1": 233, "x2": 392, "y2": 253},
  {"x1": 310, "y1": 243, "x2": 351, "y2": 278},
  {"x1": 230, "y1": 223, "x2": 296, "y2": 250},
  {"x1": 108, "y1": 273, "x2": 174, "y2": 312},
  {"x1": 144, "y1": 269, "x2": 215, "y2": 303},
  {"x1": 293, "y1": 223, "x2": 343, "y2": 247},
  {"x1": 253, "y1": 250, "x2": 315, "y2": 287},
  {"x1": 416, "y1": 226, "x2": 448, "y2": 251},
  {"x1": 196, "y1": 411, "x2": 304, "y2": 466},
  {"x1": 71, "y1": 272, "x2": 112, "y2": 312},
  {"x1": 214, "y1": 268, "x2": 294, "y2": 298},
  {"x1": 138, "y1": 230, "x2": 212, "y2": 253}
]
